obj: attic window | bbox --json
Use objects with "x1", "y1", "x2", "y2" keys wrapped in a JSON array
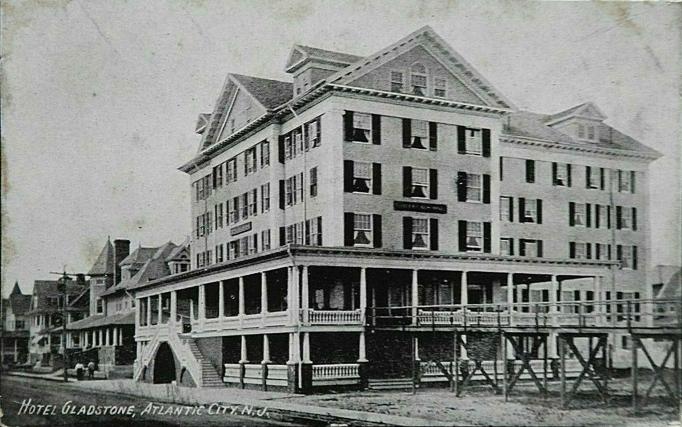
[
  {"x1": 390, "y1": 71, "x2": 404, "y2": 92},
  {"x1": 410, "y1": 63, "x2": 427, "y2": 96},
  {"x1": 434, "y1": 78, "x2": 447, "y2": 97}
]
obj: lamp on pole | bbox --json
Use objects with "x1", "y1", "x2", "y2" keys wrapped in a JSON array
[{"x1": 49, "y1": 269, "x2": 86, "y2": 383}]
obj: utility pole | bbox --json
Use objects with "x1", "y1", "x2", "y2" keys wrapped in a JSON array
[{"x1": 49, "y1": 269, "x2": 86, "y2": 382}]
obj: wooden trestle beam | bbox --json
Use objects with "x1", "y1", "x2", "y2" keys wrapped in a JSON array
[
  {"x1": 631, "y1": 333, "x2": 681, "y2": 414},
  {"x1": 558, "y1": 332, "x2": 609, "y2": 408},
  {"x1": 503, "y1": 331, "x2": 549, "y2": 400}
]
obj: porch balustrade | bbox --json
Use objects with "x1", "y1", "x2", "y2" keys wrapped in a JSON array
[
  {"x1": 300, "y1": 309, "x2": 363, "y2": 325},
  {"x1": 312, "y1": 363, "x2": 361, "y2": 386}
]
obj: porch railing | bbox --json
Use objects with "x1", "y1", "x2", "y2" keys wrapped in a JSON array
[
  {"x1": 312, "y1": 363, "x2": 360, "y2": 386},
  {"x1": 300, "y1": 309, "x2": 363, "y2": 325}
]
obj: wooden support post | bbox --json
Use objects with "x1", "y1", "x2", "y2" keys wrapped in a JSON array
[
  {"x1": 502, "y1": 332, "x2": 508, "y2": 402},
  {"x1": 543, "y1": 334, "x2": 548, "y2": 398},
  {"x1": 632, "y1": 335, "x2": 638, "y2": 413},
  {"x1": 411, "y1": 333, "x2": 417, "y2": 395},
  {"x1": 560, "y1": 335, "x2": 567, "y2": 408},
  {"x1": 453, "y1": 330, "x2": 458, "y2": 395},
  {"x1": 676, "y1": 336, "x2": 681, "y2": 402}
]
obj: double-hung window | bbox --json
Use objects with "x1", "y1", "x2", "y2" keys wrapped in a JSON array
[
  {"x1": 500, "y1": 196, "x2": 513, "y2": 221},
  {"x1": 409, "y1": 120, "x2": 428, "y2": 149},
  {"x1": 295, "y1": 172, "x2": 304, "y2": 202},
  {"x1": 522, "y1": 240, "x2": 540, "y2": 257},
  {"x1": 285, "y1": 178, "x2": 293, "y2": 206},
  {"x1": 465, "y1": 173, "x2": 481, "y2": 202},
  {"x1": 260, "y1": 183, "x2": 270, "y2": 213},
  {"x1": 244, "y1": 147, "x2": 257, "y2": 175},
  {"x1": 573, "y1": 242, "x2": 587, "y2": 259},
  {"x1": 434, "y1": 77, "x2": 447, "y2": 97},
  {"x1": 410, "y1": 168, "x2": 429, "y2": 198},
  {"x1": 309, "y1": 167, "x2": 318, "y2": 197},
  {"x1": 306, "y1": 118, "x2": 321, "y2": 148},
  {"x1": 619, "y1": 170, "x2": 634, "y2": 193},
  {"x1": 351, "y1": 113, "x2": 371, "y2": 143},
  {"x1": 620, "y1": 207, "x2": 632, "y2": 229},
  {"x1": 229, "y1": 198, "x2": 239, "y2": 224},
  {"x1": 390, "y1": 71, "x2": 404, "y2": 92},
  {"x1": 554, "y1": 163, "x2": 570, "y2": 186},
  {"x1": 523, "y1": 199, "x2": 539, "y2": 223},
  {"x1": 573, "y1": 203, "x2": 586, "y2": 226},
  {"x1": 284, "y1": 135, "x2": 293, "y2": 160},
  {"x1": 353, "y1": 214, "x2": 373, "y2": 247},
  {"x1": 586, "y1": 166, "x2": 600, "y2": 189},
  {"x1": 241, "y1": 193, "x2": 249, "y2": 218},
  {"x1": 249, "y1": 189, "x2": 257, "y2": 216},
  {"x1": 411, "y1": 218, "x2": 429, "y2": 249},
  {"x1": 410, "y1": 63, "x2": 427, "y2": 96},
  {"x1": 464, "y1": 129, "x2": 482, "y2": 155},
  {"x1": 352, "y1": 162, "x2": 372, "y2": 193},
  {"x1": 466, "y1": 222, "x2": 483, "y2": 252},
  {"x1": 226, "y1": 158, "x2": 237, "y2": 183},
  {"x1": 500, "y1": 238, "x2": 513, "y2": 256},
  {"x1": 261, "y1": 230, "x2": 271, "y2": 251},
  {"x1": 260, "y1": 141, "x2": 270, "y2": 167}
]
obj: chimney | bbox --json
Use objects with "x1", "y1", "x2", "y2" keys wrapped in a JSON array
[
  {"x1": 113, "y1": 239, "x2": 131, "y2": 285},
  {"x1": 76, "y1": 273, "x2": 86, "y2": 287}
]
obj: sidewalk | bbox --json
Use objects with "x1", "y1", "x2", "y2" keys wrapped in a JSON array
[
  {"x1": 4, "y1": 370, "x2": 77, "y2": 382},
  {"x1": 74, "y1": 379, "x2": 452, "y2": 426}
]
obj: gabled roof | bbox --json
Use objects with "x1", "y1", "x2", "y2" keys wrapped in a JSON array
[
  {"x1": 119, "y1": 246, "x2": 157, "y2": 267},
  {"x1": 10, "y1": 281, "x2": 22, "y2": 296},
  {"x1": 545, "y1": 102, "x2": 607, "y2": 125},
  {"x1": 165, "y1": 240, "x2": 190, "y2": 262},
  {"x1": 88, "y1": 238, "x2": 115, "y2": 276},
  {"x1": 230, "y1": 74, "x2": 293, "y2": 110},
  {"x1": 286, "y1": 44, "x2": 364, "y2": 72},
  {"x1": 28, "y1": 280, "x2": 88, "y2": 313},
  {"x1": 102, "y1": 242, "x2": 179, "y2": 295}
]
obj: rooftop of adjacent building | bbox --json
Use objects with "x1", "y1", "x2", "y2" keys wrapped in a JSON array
[
  {"x1": 1, "y1": 282, "x2": 32, "y2": 318},
  {"x1": 650, "y1": 264, "x2": 681, "y2": 299},
  {"x1": 27, "y1": 278, "x2": 89, "y2": 315}
]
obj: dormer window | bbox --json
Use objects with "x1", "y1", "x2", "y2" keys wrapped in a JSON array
[
  {"x1": 578, "y1": 124, "x2": 585, "y2": 139},
  {"x1": 390, "y1": 71, "x2": 404, "y2": 92},
  {"x1": 587, "y1": 125, "x2": 595, "y2": 140},
  {"x1": 410, "y1": 63, "x2": 427, "y2": 96},
  {"x1": 434, "y1": 78, "x2": 447, "y2": 97}
]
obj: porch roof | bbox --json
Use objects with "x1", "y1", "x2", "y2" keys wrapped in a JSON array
[{"x1": 64, "y1": 311, "x2": 134, "y2": 331}]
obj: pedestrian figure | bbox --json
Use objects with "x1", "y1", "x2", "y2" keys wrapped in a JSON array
[
  {"x1": 75, "y1": 362, "x2": 84, "y2": 381},
  {"x1": 87, "y1": 360, "x2": 95, "y2": 380}
]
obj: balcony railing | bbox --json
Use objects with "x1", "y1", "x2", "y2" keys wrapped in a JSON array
[{"x1": 300, "y1": 309, "x2": 363, "y2": 325}]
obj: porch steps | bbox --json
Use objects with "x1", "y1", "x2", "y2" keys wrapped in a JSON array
[
  {"x1": 368, "y1": 378, "x2": 415, "y2": 390},
  {"x1": 185, "y1": 339, "x2": 225, "y2": 388}
]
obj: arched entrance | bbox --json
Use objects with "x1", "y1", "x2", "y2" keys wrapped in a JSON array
[{"x1": 153, "y1": 342, "x2": 176, "y2": 384}]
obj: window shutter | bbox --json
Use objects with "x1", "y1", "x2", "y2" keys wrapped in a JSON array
[
  {"x1": 586, "y1": 203, "x2": 592, "y2": 228},
  {"x1": 483, "y1": 174, "x2": 491, "y2": 204},
  {"x1": 526, "y1": 160, "x2": 535, "y2": 183},
  {"x1": 344, "y1": 160, "x2": 354, "y2": 193},
  {"x1": 458, "y1": 220, "x2": 467, "y2": 252},
  {"x1": 552, "y1": 162, "x2": 557, "y2": 185},
  {"x1": 402, "y1": 118, "x2": 411, "y2": 148},
  {"x1": 279, "y1": 227, "x2": 285, "y2": 247},
  {"x1": 429, "y1": 122, "x2": 438, "y2": 151},
  {"x1": 483, "y1": 222, "x2": 491, "y2": 253},
  {"x1": 567, "y1": 164, "x2": 572, "y2": 187},
  {"x1": 343, "y1": 111, "x2": 354, "y2": 141},
  {"x1": 509, "y1": 197, "x2": 514, "y2": 222},
  {"x1": 632, "y1": 207, "x2": 637, "y2": 231},
  {"x1": 499, "y1": 157, "x2": 504, "y2": 181},
  {"x1": 305, "y1": 220, "x2": 311, "y2": 245},
  {"x1": 429, "y1": 169, "x2": 438, "y2": 199},
  {"x1": 632, "y1": 246, "x2": 638, "y2": 270},
  {"x1": 278, "y1": 136, "x2": 285, "y2": 163},
  {"x1": 519, "y1": 198, "x2": 526, "y2": 223},
  {"x1": 585, "y1": 166, "x2": 591, "y2": 188},
  {"x1": 569, "y1": 242, "x2": 576, "y2": 258},
  {"x1": 631, "y1": 171, "x2": 636, "y2": 193},
  {"x1": 595, "y1": 205, "x2": 601, "y2": 228},
  {"x1": 569, "y1": 202, "x2": 575, "y2": 226},
  {"x1": 607, "y1": 205, "x2": 612, "y2": 229},
  {"x1": 618, "y1": 170, "x2": 622, "y2": 192},
  {"x1": 616, "y1": 245, "x2": 623, "y2": 264},
  {"x1": 403, "y1": 217, "x2": 413, "y2": 250},
  {"x1": 595, "y1": 243, "x2": 601, "y2": 260},
  {"x1": 254, "y1": 234, "x2": 258, "y2": 252},
  {"x1": 586, "y1": 243, "x2": 592, "y2": 259},
  {"x1": 608, "y1": 244, "x2": 612, "y2": 260},
  {"x1": 371, "y1": 114, "x2": 381, "y2": 145},
  {"x1": 457, "y1": 126, "x2": 466, "y2": 154},
  {"x1": 482, "y1": 129, "x2": 491, "y2": 157},
  {"x1": 600, "y1": 168, "x2": 605, "y2": 190},
  {"x1": 537, "y1": 240, "x2": 543, "y2": 257},
  {"x1": 508, "y1": 238, "x2": 515, "y2": 256},
  {"x1": 403, "y1": 167, "x2": 412, "y2": 197},
  {"x1": 279, "y1": 180, "x2": 285, "y2": 209},
  {"x1": 371, "y1": 163, "x2": 382, "y2": 195},
  {"x1": 316, "y1": 217, "x2": 323, "y2": 246},
  {"x1": 373, "y1": 214, "x2": 382, "y2": 248},
  {"x1": 616, "y1": 206, "x2": 622, "y2": 229},
  {"x1": 536, "y1": 199, "x2": 543, "y2": 224},
  {"x1": 429, "y1": 218, "x2": 439, "y2": 250},
  {"x1": 519, "y1": 239, "x2": 526, "y2": 257},
  {"x1": 344, "y1": 213, "x2": 354, "y2": 247},
  {"x1": 456, "y1": 172, "x2": 467, "y2": 202}
]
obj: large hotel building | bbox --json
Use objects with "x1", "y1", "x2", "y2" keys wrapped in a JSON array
[{"x1": 132, "y1": 26, "x2": 660, "y2": 391}]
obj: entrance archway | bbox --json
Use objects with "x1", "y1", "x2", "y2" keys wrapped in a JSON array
[{"x1": 153, "y1": 342, "x2": 176, "y2": 384}]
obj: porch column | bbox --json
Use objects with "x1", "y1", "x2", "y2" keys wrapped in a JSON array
[
  {"x1": 460, "y1": 271, "x2": 468, "y2": 306},
  {"x1": 593, "y1": 276, "x2": 603, "y2": 325},
  {"x1": 358, "y1": 331, "x2": 367, "y2": 362},
  {"x1": 549, "y1": 275, "x2": 558, "y2": 358},
  {"x1": 98, "y1": 329, "x2": 103, "y2": 347},
  {"x1": 146, "y1": 296, "x2": 151, "y2": 326},
  {"x1": 262, "y1": 334, "x2": 271, "y2": 363},
  {"x1": 106, "y1": 328, "x2": 111, "y2": 346},
  {"x1": 261, "y1": 273, "x2": 268, "y2": 314},
  {"x1": 238, "y1": 277, "x2": 245, "y2": 316},
  {"x1": 240, "y1": 335, "x2": 248, "y2": 363},
  {"x1": 302, "y1": 332, "x2": 311, "y2": 363},
  {"x1": 290, "y1": 266, "x2": 300, "y2": 325},
  {"x1": 170, "y1": 290, "x2": 177, "y2": 324},
  {"x1": 218, "y1": 281, "x2": 224, "y2": 318},
  {"x1": 415, "y1": 336, "x2": 420, "y2": 361},
  {"x1": 301, "y1": 265, "x2": 309, "y2": 312},
  {"x1": 360, "y1": 267, "x2": 367, "y2": 315},
  {"x1": 198, "y1": 286, "x2": 206, "y2": 321},
  {"x1": 135, "y1": 299, "x2": 140, "y2": 327},
  {"x1": 507, "y1": 273, "x2": 514, "y2": 326},
  {"x1": 411, "y1": 269, "x2": 419, "y2": 324},
  {"x1": 288, "y1": 332, "x2": 301, "y2": 363}
]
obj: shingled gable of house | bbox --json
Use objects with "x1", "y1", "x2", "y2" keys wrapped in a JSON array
[{"x1": 88, "y1": 238, "x2": 115, "y2": 277}]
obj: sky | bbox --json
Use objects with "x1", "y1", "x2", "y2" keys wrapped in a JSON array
[{"x1": 2, "y1": 0, "x2": 681, "y2": 297}]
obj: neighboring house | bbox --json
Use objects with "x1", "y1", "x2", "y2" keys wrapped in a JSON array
[
  {"x1": 66, "y1": 238, "x2": 189, "y2": 377},
  {"x1": 132, "y1": 26, "x2": 660, "y2": 391},
  {"x1": 1, "y1": 282, "x2": 32, "y2": 365},
  {"x1": 650, "y1": 265, "x2": 681, "y2": 327},
  {"x1": 27, "y1": 277, "x2": 88, "y2": 367}
]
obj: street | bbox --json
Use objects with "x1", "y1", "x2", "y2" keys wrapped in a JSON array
[{"x1": 0, "y1": 375, "x2": 299, "y2": 426}]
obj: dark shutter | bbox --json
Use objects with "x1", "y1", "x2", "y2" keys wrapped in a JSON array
[
  {"x1": 403, "y1": 167, "x2": 412, "y2": 197},
  {"x1": 344, "y1": 213, "x2": 354, "y2": 247},
  {"x1": 343, "y1": 111, "x2": 354, "y2": 141},
  {"x1": 632, "y1": 207, "x2": 637, "y2": 231},
  {"x1": 483, "y1": 222, "x2": 491, "y2": 253},
  {"x1": 482, "y1": 129, "x2": 491, "y2": 157},
  {"x1": 457, "y1": 126, "x2": 466, "y2": 154},
  {"x1": 508, "y1": 238, "x2": 515, "y2": 256},
  {"x1": 499, "y1": 157, "x2": 504, "y2": 181},
  {"x1": 536, "y1": 199, "x2": 543, "y2": 224},
  {"x1": 429, "y1": 169, "x2": 438, "y2": 199},
  {"x1": 586, "y1": 203, "x2": 592, "y2": 228},
  {"x1": 317, "y1": 217, "x2": 323, "y2": 246},
  {"x1": 600, "y1": 168, "x2": 605, "y2": 190},
  {"x1": 457, "y1": 172, "x2": 467, "y2": 202},
  {"x1": 632, "y1": 246, "x2": 638, "y2": 270},
  {"x1": 372, "y1": 163, "x2": 382, "y2": 195},
  {"x1": 552, "y1": 162, "x2": 557, "y2": 185},
  {"x1": 519, "y1": 198, "x2": 526, "y2": 223},
  {"x1": 569, "y1": 202, "x2": 575, "y2": 226},
  {"x1": 482, "y1": 174, "x2": 491, "y2": 204},
  {"x1": 344, "y1": 160, "x2": 354, "y2": 193},
  {"x1": 429, "y1": 122, "x2": 438, "y2": 151},
  {"x1": 458, "y1": 221, "x2": 467, "y2": 252},
  {"x1": 631, "y1": 171, "x2": 636, "y2": 193},
  {"x1": 429, "y1": 218, "x2": 439, "y2": 250},
  {"x1": 617, "y1": 245, "x2": 623, "y2": 264},
  {"x1": 403, "y1": 217, "x2": 413, "y2": 250},
  {"x1": 371, "y1": 114, "x2": 381, "y2": 145},
  {"x1": 519, "y1": 239, "x2": 526, "y2": 257},
  {"x1": 586, "y1": 243, "x2": 592, "y2": 259},
  {"x1": 616, "y1": 206, "x2": 622, "y2": 229},
  {"x1": 595, "y1": 205, "x2": 601, "y2": 228},
  {"x1": 567, "y1": 164, "x2": 572, "y2": 187},
  {"x1": 608, "y1": 244, "x2": 612, "y2": 260},
  {"x1": 526, "y1": 160, "x2": 535, "y2": 183},
  {"x1": 402, "y1": 118, "x2": 411, "y2": 148},
  {"x1": 607, "y1": 205, "x2": 612, "y2": 229},
  {"x1": 537, "y1": 240, "x2": 543, "y2": 257},
  {"x1": 279, "y1": 180, "x2": 285, "y2": 209},
  {"x1": 304, "y1": 220, "x2": 311, "y2": 245},
  {"x1": 278, "y1": 136, "x2": 285, "y2": 163},
  {"x1": 585, "y1": 166, "x2": 591, "y2": 188},
  {"x1": 595, "y1": 243, "x2": 601, "y2": 260},
  {"x1": 279, "y1": 227, "x2": 285, "y2": 247},
  {"x1": 508, "y1": 197, "x2": 514, "y2": 222},
  {"x1": 569, "y1": 242, "x2": 576, "y2": 259},
  {"x1": 373, "y1": 214, "x2": 382, "y2": 248}
]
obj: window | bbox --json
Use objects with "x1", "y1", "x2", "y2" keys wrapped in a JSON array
[
  {"x1": 226, "y1": 158, "x2": 237, "y2": 184},
  {"x1": 260, "y1": 140, "x2": 270, "y2": 167},
  {"x1": 500, "y1": 196, "x2": 513, "y2": 222},
  {"x1": 522, "y1": 198, "x2": 539, "y2": 223},
  {"x1": 619, "y1": 207, "x2": 632, "y2": 229},
  {"x1": 229, "y1": 240, "x2": 240, "y2": 259},
  {"x1": 310, "y1": 167, "x2": 318, "y2": 197},
  {"x1": 586, "y1": 166, "x2": 600, "y2": 189},
  {"x1": 351, "y1": 113, "x2": 371, "y2": 143},
  {"x1": 410, "y1": 168, "x2": 429, "y2": 198},
  {"x1": 249, "y1": 189, "x2": 257, "y2": 216},
  {"x1": 500, "y1": 238, "x2": 513, "y2": 256},
  {"x1": 261, "y1": 229, "x2": 271, "y2": 251},
  {"x1": 285, "y1": 177, "x2": 293, "y2": 206},
  {"x1": 525, "y1": 160, "x2": 535, "y2": 183},
  {"x1": 229, "y1": 197, "x2": 239, "y2": 224},
  {"x1": 573, "y1": 203, "x2": 586, "y2": 226},
  {"x1": 410, "y1": 63, "x2": 427, "y2": 96},
  {"x1": 306, "y1": 118, "x2": 321, "y2": 148},
  {"x1": 353, "y1": 214, "x2": 373, "y2": 246},
  {"x1": 578, "y1": 124, "x2": 585, "y2": 139},
  {"x1": 572, "y1": 242, "x2": 587, "y2": 259},
  {"x1": 295, "y1": 172, "x2": 304, "y2": 203},
  {"x1": 587, "y1": 125, "x2": 595, "y2": 140},
  {"x1": 214, "y1": 203, "x2": 224, "y2": 229},
  {"x1": 244, "y1": 147, "x2": 257, "y2": 175},
  {"x1": 352, "y1": 162, "x2": 372, "y2": 193},
  {"x1": 249, "y1": 234, "x2": 258, "y2": 255},
  {"x1": 409, "y1": 120, "x2": 428, "y2": 149},
  {"x1": 293, "y1": 128, "x2": 303, "y2": 154},
  {"x1": 598, "y1": 205, "x2": 609, "y2": 229},
  {"x1": 241, "y1": 193, "x2": 249, "y2": 218},
  {"x1": 412, "y1": 218, "x2": 429, "y2": 249},
  {"x1": 213, "y1": 164, "x2": 223, "y2": 189},
  {"x1": 553, "y1": 163, "x2": 570, "y2": 186},
  {"x1": 96, "y1": 298, "x2": 103, "y2": 314},
  {"x1": 619, "y1": 170, "x2": 634, "y2": 193},
  {"x1": 284, "y1": 135, "x2": 293, "y2": 160},
  {"x1": 215, "y1": 244, "x2": 224, "y2": 263},
  {"x1": 434, "y1": 77, "x2": 447, "y2": 97},
  {"x1": 465, "y1": 222, "x2": 482, "y2": 252},
  {"x1": 520, "y1": 239, "x2": 541, "y2": 257},
  {"x1": 464, "y1": 129, "x2": 482, "y2": 155},
  {"x1": 239, "y1": 237, "x2": 249, "y2": 257},
  {"x1": 465, "y1": 173, "x2": 481, "y2": 202},
  {"x1": 260, "y1": 183, "x2": 270, "y2": 213},
  {"x1": 618, "y1": 245, "x2": 636, "y2": 269},
  {"x1": 390, "y1": 71, "x2": 404, "y2": 92},
  {"x1": 306, "y1": 217, "x2": 322, "y2": 246}
]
